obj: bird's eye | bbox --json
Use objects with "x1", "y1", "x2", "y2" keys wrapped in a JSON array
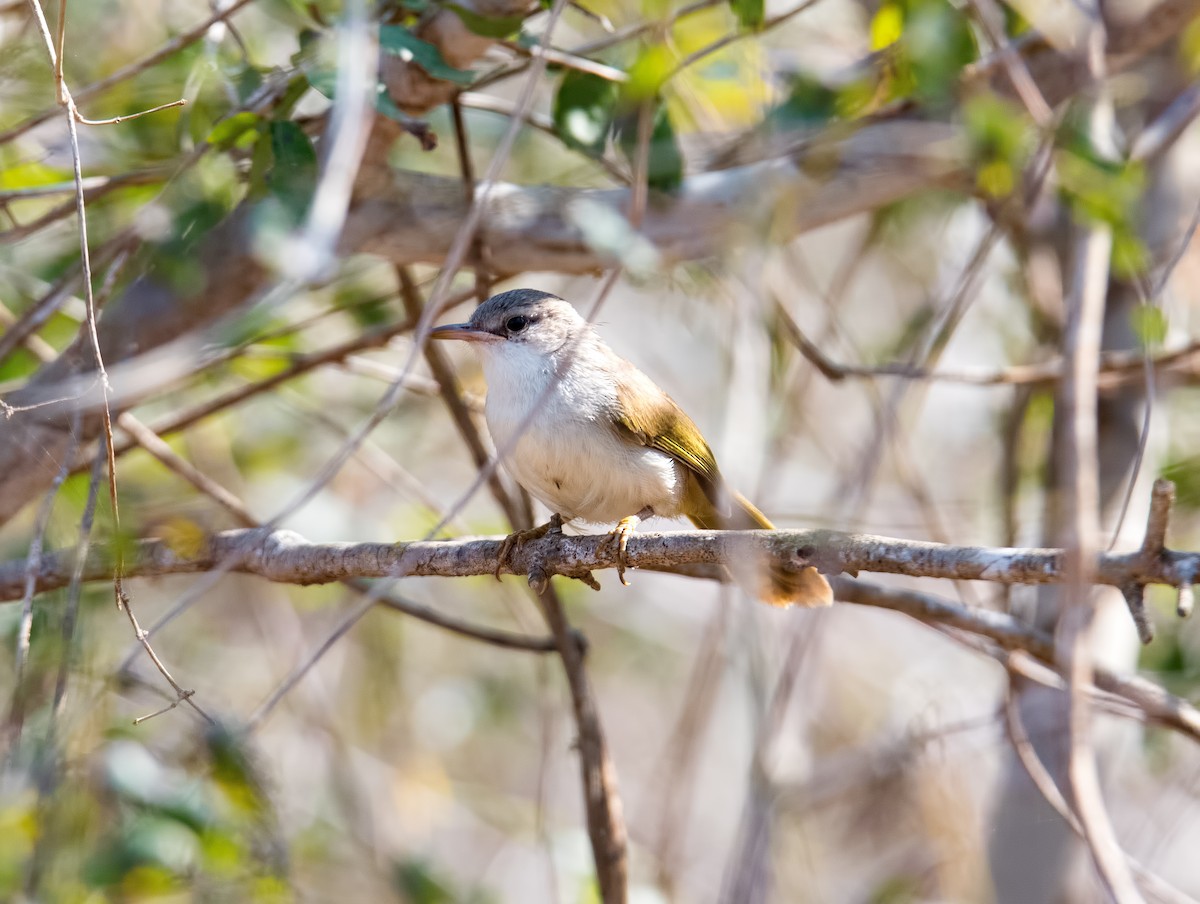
[{"x1": 505, "y1": 315, "x2": 528, "y2": 333}]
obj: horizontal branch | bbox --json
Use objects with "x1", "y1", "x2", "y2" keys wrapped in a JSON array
[
  {"x1": 342, "y1": 119, "x2": 969, "y2": 273},
  {"x1": 9, "y1": 526, "x2": 1200, "y2": 742},
  {"x1": 6, "y1": 524, "x2": 1196, "y2": 602},
  {"x1": 836, "y1": 579, "x2": 1200, "y2": 744}
]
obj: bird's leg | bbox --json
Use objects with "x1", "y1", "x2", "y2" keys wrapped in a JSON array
[
  {"x1": 495, "y1": 513, "x2": 563, "y2": 581},
  {"x1": 604, "y1": 507, "x2": 653, "y2": 586}
]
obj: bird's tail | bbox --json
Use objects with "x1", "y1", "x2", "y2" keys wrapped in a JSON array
[{"x1": 687, "y1": 490, "x2": 832, "y2": 608}]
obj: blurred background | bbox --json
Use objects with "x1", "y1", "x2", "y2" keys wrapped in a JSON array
[{"x1": 3, "y1": 0, "x2": 1200, "y2": 900}]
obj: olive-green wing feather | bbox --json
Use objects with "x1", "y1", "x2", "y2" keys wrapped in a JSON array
[{"x1": 609, "y1": 362, "x2": 728, "y2": 514}]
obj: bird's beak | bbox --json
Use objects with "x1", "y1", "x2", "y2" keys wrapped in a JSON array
[{"x1": 429, "y1": 323, "x2": 500, "y2": 343}]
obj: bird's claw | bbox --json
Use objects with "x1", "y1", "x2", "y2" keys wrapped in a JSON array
[
  {"x1": 604, "y1": 516, "x2": 639, "y2": 586},
  {"x1": 496, "y1": 514, "x2": 563, "y2": 581}
]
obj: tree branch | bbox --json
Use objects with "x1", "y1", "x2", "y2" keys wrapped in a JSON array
[
  {"x1": 8, "y1": 523, "x2": 1198, "y2": 604},
  {"x1": 9, "y1": 527, "x2": 1200, "y2": 744},
  {"x1": 343, "y1": 120, "x2": 968, "y2": 273}
]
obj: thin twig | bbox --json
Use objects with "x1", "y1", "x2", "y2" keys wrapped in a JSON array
[
  {"x1": 51, "y1": 448, "x2": 105, "y2": 719},
  {"x1": 92, "y1": 308, "x2": 464, "y2": 464},
  {"x1": 1054, "y1": 33, "x2": 1142, "y2": 896},
  {"x1": 649, "y1": 603, "x2": 727, "y2": 893},
  {"x1": 10, "y1": 408, "x2": 80, "y2": 736},
  {"x1": 1130, "y1": 82, "x2": 1200, "y2": 163},
  {"x1": 1118, "y1": 479, "x2": 1178, "y2": 643},
  {"x1": 75, "y1": 98, "x2": 188, "y2": 126},
  {"x1": 469, "y1": 0, "x2": 724, "y2": 94},
  {"x1": 498, "y1": 39, "x2": 628, "y2": 83},
  {"x1": 833, "y1": 223, "x2": 1003, "y2": 517},
  {"x1": 0, "y1": 228, "x2": 131, "y2": 369},
  {"x1": 964, "y1": 0, "x2": 1054, "y2": 128},
  {"x1": 1141, "y1": 478, "x2": 1175, "y2": 559},
  {"x1": 669, "y1": 0, "x2": 825, "y2": 79},
  {"x1": 449, "y1": 99, "x2": 493, "y2": 301},
  {"x1": 244, "y1": 595, "x2": 373, "y2": 729},
  {"x1": 22, "y1": 445, "x2": 105, "y2": 898},
  {"x1": 842, "y1": 581, "x2": 1200, "y2": 743},
  {"x1": 1003, "y1": 672, "x2": 1195, "y2": 904},
  {"x1": 1, "y1": 0, "x2": 256, "y2": 146},
  {"x1": 399, "y1": 271, "x2": 627, "y2": 901},
  {"x1": 1106, "y1": 197, "x2": 1200, "y2": 550},
  {"x1": 456, "y1": 92, "x2": 630, "y2": 184},
  {"x1": 23, "y1": 0, "x2": 213, "y2": 725},
  {"x1": 107, "y1": 361, "x2": 555, "y2": 678},
  {"x1": 397, "y1": 269, "x2": 523, "y2": 524},
  {"x1": 543, "y1": 581, "x2": 629, "y2": 902}
]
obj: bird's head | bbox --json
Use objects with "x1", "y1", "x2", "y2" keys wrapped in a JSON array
[{"x1": 429, "y1": 289, "x2": 587, "y2": 358}]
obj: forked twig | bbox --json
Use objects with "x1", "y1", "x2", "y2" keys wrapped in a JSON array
[{"x1": 23, "y1": 0, "x2": 211, "y2": 724}]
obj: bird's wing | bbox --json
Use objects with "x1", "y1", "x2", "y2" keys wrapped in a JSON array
[{"x1": 609, "y1": 360, "x2": 729, "y2": 515}]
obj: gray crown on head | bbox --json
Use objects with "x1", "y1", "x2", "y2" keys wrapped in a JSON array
[{"x1": 474, "y1": 289, "x2": 561, "y2": 317}]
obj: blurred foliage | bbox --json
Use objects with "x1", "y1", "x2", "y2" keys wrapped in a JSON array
[
  {"x1": 1056, "y1": 116, "x2": 1149, "y2": 279},
  {"x1": 729, "y1": 0, "x2": 764, "y2": 31},
  {"x1": 869, "y1": 0, "x2": 977, "y2": 107},
  {"x1": 380, "y1": 25, "x2": 477, "y2": 86},
  {"x1": 553, "y1": 70, "x2": 620, "y2": 155},
  {"x1": 2, "y1": 0, "x2": 1200, "y2": 901},
  {"x1": 0, "y1": 729, "x2": 286, "y2": 901},
  {"x1": 1131, "y1": 302, "x2": 1169, "y2": 350},
  {"x1": 963, "y1": 94, "x2": 1033, "y2": 200},
  {"x1": 613, "y1": 97, "x2": 684, "y2": 192},
  {"x1": 1163, "y1": 455, "x2": 1200, "y2": 512}
]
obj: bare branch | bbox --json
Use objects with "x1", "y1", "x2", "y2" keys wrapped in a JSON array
[
  {"x1": 9, "y1": 521, "x2": 1200, "y2": 605},
  {"x1": 1003, "y1": 675, "x2": 1195, "y2": 904},
  {"x1": 1054, "y1": 42, "x2": 1142, "y2": 896},
  {"x1": 11, "y1": 529, "x2": 1200, "y2": 746},
  {"x1": 74, "y1": 98, "x2": 187, "y2": 126}
]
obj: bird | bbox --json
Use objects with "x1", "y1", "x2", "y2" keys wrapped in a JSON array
[{"x1": 430, "y1": 288, "x2": 832, "y2": 607}]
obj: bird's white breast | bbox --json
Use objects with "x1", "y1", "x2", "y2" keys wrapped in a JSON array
[{"x1": 479, "y1": 341, "x2": 685, "y2": 525}]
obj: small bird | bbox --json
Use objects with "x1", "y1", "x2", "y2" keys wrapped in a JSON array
[{"x1": 430, "y1": 288, "x2": 832, "y2": 607}]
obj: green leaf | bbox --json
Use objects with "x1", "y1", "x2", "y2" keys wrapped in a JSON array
[
  {"x1": 963, "y1": 94, "x2": 1032, "y2": 198},
  {"x1": 1112, "y1": 227, "x2": 1149, "y2": 280},
  {"x1": 1163, "y1": 457, "x2": 1200, "y2": 512},
  {"x1": 766, "y1": 71, "x2": 839, "y2": 128},
  {"x1": 379, "y1": 25, "x2": 475, "y2": 85},
  {"x1": 0, "y1": 160, "x2": 68, "y2": 190},
  {"x1": 1131, "y1": 304, "x2": 1168, "y2": 349},
  {"x1": 870, "y1": 0, "x2": 976, "y2": 106},
  {"x1": 206, "y1": 112, "x2": 263, "y2": 151},
  {"x1": 306, "y1": 69, "x2": 337, "y2": 100},
  {"x1": 616, "y1": 99, "x2": 684, "y2": 192},
  {"x1": 552, "y1": 70, "x2": 619, "y2": 155},
  {"x1": 393, "y1": 859, "x2": 455, "y2": 904},
  {"x1": 730, "y1": 0, "x2": 764, "y2": 29},
  {"x1": 1056, "y1": 131, "x2": 1144, "y2": 236},
  {"x1": 234, "y1": 65, "x2": 265, "y2": 104},
  {"x1": 626, "y1": 43, "x2": 675, "y2": 101},
  {"x1": 905, "y1": 1, "x2": 976, "y2": 104},
  {"x1": 0, "y1": 348, "x2": 37, "y2": 384},
  {"x1": 266, "y1": 120, "x2": 318, "y2": 221},
  {"x1": 444, "y1": 3, "x2": 526, "y2": 38}
]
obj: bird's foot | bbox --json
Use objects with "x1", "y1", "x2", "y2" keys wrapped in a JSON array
[
  {"x1": 603, "y1": 509, "x2": 650, "y2": 586},
  {"x1": 496, "y1": 514, "x2": 563, "y2": 581}
]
